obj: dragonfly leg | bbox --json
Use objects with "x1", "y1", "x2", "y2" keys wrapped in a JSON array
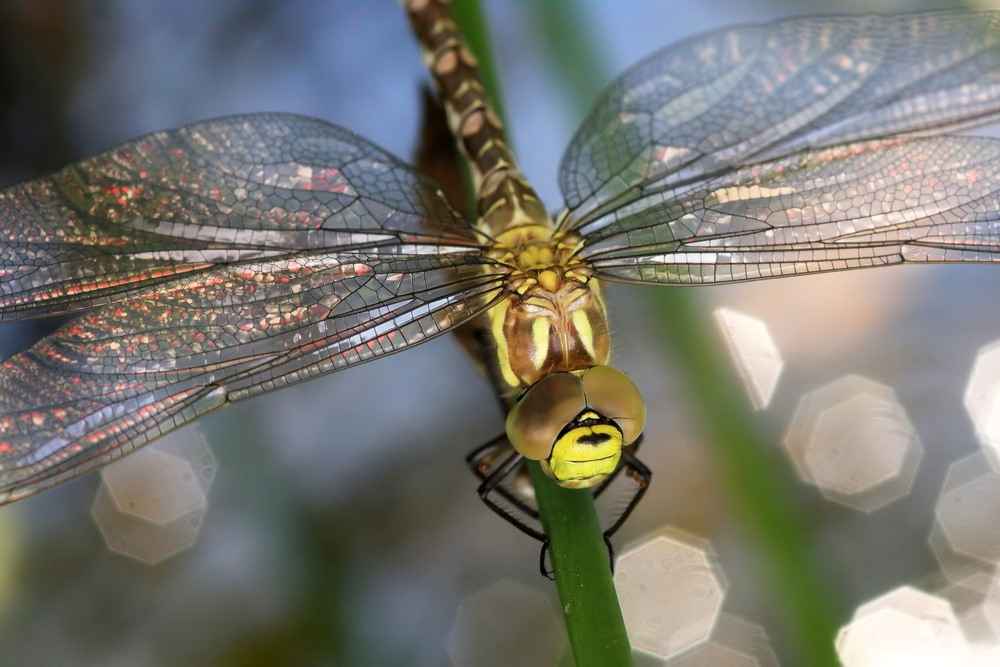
[
  {"x1": 471, "y1": 445, "x2": 548, "y2": 543},
  {"x1": 467, "y1": 432, "x2": 652, "y2": 575},
  {"x1": 600, "y1": 443, "x2": 652, "y2": 540}
]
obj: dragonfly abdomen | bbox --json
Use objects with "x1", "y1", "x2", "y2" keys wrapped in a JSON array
[{"x1": 404, "y1": 0, "x2": 550, "y2": 237}]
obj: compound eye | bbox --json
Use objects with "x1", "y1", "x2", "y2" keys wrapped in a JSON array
[
  {"x1": 505, "y1": 372, "x2": 586, "y2": 460},
  {"x1": 581, "y1": 365, "x2": 646, "y2": 446}
]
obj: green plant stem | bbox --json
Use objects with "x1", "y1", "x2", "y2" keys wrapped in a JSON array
[
  {"x1": 529, "y1": 461, "x2": 633, "y2": 666},
  {"x1": 451, "y1": 1, "x2": 634, "y2": 664}
]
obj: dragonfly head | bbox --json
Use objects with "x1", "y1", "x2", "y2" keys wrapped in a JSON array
[{"x1": 505, "y1": 366, "x2": 645, "y2": 488}]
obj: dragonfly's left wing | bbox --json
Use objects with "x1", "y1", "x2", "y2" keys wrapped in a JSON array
[
  {"x1": 557, "y1": 11, "x2": 1000, "y2": 285},
  {"x1": 0, "y1": 250, "x2": 506, "y2": 503},
  {"x1": 559, "y1": 12, "x2": 1000, "y2": 227},
  {"x1": 0, "y1": 113, "x2": 481, "y2": 321},
  {"x1": 570, "y1": 135, "x2": 1000, "y2": 284}
]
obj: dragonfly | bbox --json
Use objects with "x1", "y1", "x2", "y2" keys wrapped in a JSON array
[{"x1": 2, "y1": 1, "x2": 1000, "y2": 549}]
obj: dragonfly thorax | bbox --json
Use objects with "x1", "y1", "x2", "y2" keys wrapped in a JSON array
[
  {"x1": 489, "y1": 269, "x2": 611, "y2": 395},
  {"x1": 485, "y1": 222, "x2": 610, "y2": 396},
  {"x1": 489, "y1": 225, "x2": 589, "y2": 281},
  {"x1": 488, "y1": 241, "x2": 609, "y2": 396}
]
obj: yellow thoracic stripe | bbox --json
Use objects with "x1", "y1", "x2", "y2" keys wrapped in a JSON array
[
  {"x1": 531, "y1": 317, "x2": 550, "y2": 372},
  {"x1": 490, "y1": 299, "x2": 521, "y2": 390},
  {"x1": 571, "y1": 307, "x2": 596, "y2": 360}
]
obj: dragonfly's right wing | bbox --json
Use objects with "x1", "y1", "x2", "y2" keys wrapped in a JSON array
[
  {"x1": 0, "y1": 111, "x2": 506, "y2": 503},
  {"x1": 0, "y1": 249, "x2": 506, "y2": 504},
  {"x1": 1, "y1": 113, "x2": 482, "y2": 321}
]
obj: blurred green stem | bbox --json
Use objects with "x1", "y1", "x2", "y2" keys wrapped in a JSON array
[{"x1": 650, "y1": 290, "x2": 841, "y2": 665}]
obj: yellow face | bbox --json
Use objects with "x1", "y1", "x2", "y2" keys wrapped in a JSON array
[
  {"x1": 542, "y1": 411, "x2": 623, "y2": 487},
  {"x1": 505, "y1": 366, "x2": 646, "y2": 488}
]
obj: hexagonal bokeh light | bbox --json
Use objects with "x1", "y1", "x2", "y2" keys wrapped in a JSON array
[
  {"x1": 446, "y1": 580, "x2": 565, "y2": 666},
  {"x1": 614, "y1": 528, "x2": 726, "y2": 660},
  {"x1": 667, "y1": 614, "x2": 778, "y2": 667},
  {"x1": 713, "y1": 307, "x2": 783, "y2": 410},
  {"x1": 91, "y1": 427, "x2": 216, "y2": 564},
  {"x1": 933, "y1": 452, "x2": 1000, "y2": 579},
  {"x1": 965, "y1": 340, "x2": 1000, "y2": 467},
  {"x1": 933, "y1": 568, "x2": 1000, "y2": 654},
  {"x1": 836, "y1": 586, "x2": 969, "y2": 666},
  {"x1": 978, "y1": 570, "x2": 1000, "y2": 651},
  {"x1": 783, "y1": 375, "x2": 922, "y2": 511}
]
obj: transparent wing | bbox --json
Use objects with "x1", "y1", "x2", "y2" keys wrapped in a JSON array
[
  {"x1": 0, "y1": 251, "x2": 506, "y2": 503},
  {"x1": 575, "y1": 135, "x2": 1000, "y2": 284},
  {"x1": 1, "y1": 113, "x2": 482, "y2": 320},
  {"x1": 560, "y1": 11, "x2": 1000, "y2": 227}
]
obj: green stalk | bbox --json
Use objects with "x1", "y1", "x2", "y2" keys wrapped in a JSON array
[
  {"x1": 529, "y1": 461, "x2": 633, "y2": 665},
  {"x1": 650, "y1": 290, "x2": 841, "y2": 666},
  {"x1": 450, "y1": 1, "x2": 634, "y2": 664}
]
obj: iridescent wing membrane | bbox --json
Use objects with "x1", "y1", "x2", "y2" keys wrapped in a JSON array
[
  {"x1": 0, "y1": 114, "x2": 505, "y2": 502},
  {"x1": 3, "y1": 11, "x2": 1000, "y2": 503},
  {"x1": 1, "y1": 113, "x2": 489, "y2": 317},
  {"x1": 559, "y1": 11, "x2": 1000, "y2": 283}
]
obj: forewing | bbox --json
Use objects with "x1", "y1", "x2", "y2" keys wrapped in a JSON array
[
  {"x1": 560, "y1": 11, "x2": 1000, "y2": 226},
  {"x1": 0, "y1": 251, "x2": 506, "y2": 503},
  {"x1": 1, "y1": 113, "x2": 480, "y2": 320},
  {"x1": 576, "y1": 135, "x2": 1000, "y2": 284}
]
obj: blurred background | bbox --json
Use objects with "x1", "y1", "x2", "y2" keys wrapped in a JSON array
[{"x1": 1, "y1": 0, "x2": 998, "y2": 664}]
